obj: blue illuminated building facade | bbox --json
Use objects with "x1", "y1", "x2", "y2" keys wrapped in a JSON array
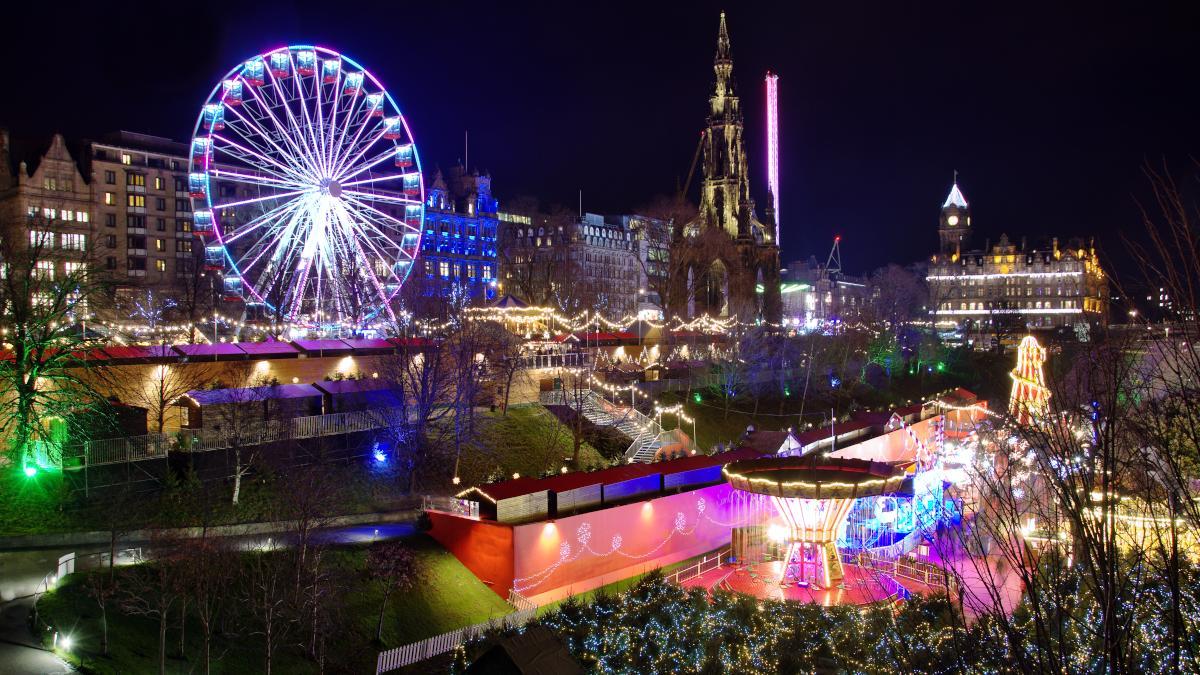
[{"x1": 419, "y1": 165, "x2": 498, "y2": 302}]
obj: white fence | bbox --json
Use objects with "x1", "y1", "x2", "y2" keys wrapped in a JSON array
[
  {"x1": 375, "y1": 591, "x2": 539, "y2": 674},
  {"x1": 664, "y1": 548, "x2": 730, "y2": 586}
]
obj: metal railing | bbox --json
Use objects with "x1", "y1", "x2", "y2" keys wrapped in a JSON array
[
  {"x1": 664, "y1": 548, "x2": 730, "y2": 586},
  {"x1": 63, "y1": 405, "x2": 417, "y2": 467},
  {"x1": 517, "y1": 352, "x2": 591, "y2": 370}
]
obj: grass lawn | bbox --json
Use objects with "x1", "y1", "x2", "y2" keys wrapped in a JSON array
[
  {"x1": 455, "y1": 405, "x2": 605, "y2": 487},
  {"x1": 36, "y1": 533, "x2": 513, "y2": 674}
]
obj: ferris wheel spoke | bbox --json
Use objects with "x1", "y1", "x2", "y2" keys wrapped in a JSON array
[
  {"x1": 330, "y1": 105, "x2": 385, "y2": 177},
  {"x1": 222, "y1": 196, "x2": 307, "y2": 245},
  {"x1": 265, "y1": 64, "x2": 322, "y2": 174},
  {"x1": 212, "y1": 134, "x2": 313, "y2": 186},
  {"x1": 341, "y1": 194, "x2": 419, "y2": 234},
  {"x1": 339, "y1": 173, "x2": 406, "y2": 189},
  {"x1": 339, "y1": 189, "x2": 420, "y2": 207},
  {"x1": 209, "y1": 168, "x2": 308, "y2": 191},
  {"x1": 224, "y1": 103, "x2": 319, "y2": 182},
  {"x1": 329, "y1": 91, "x2": 366, "y2": 177},
  {"x1": 290, "y1": 58, "x2": 328, "y2": 179},
  {"x1": 333, "y1": 128, "x2": 394, "y2": 182},
  {"x1": 240, "y1": 77, "x2": 322, "y2": 179},
  {"x1": 329, "y1": 208, "x2": 395, "y2": 321},
  {"x1": 210, "y1": 188, "x2": 309, "y2": 212}
]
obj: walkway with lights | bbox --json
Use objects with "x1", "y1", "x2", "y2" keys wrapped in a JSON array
[{"x1": 681, "y1": 561, "x2": 909, "y2": 605}]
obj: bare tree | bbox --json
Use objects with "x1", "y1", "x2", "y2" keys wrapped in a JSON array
[
  {"x1": 373, "y1": 339, "x2": 453, "y2": 492},
  {"x1": 198, "y1": 362, "x2": 279, "y2": 505},
  {"x1": 242, "y1": 550, "x2": 295, "y2": 675},
  {"x1": 367, "y1": 540, "x2": 420, "y2": 642},
  {"x1": 112, "y1": 359, "x2": 218, "y2": 434},
  {"x1": 119, "y1": 535, "x2": 184, "y2": 675},
  {"x1": 178, "y1": 535, "x2": 237, "y2": 675}
]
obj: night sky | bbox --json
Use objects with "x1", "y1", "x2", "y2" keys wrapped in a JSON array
[{"x1": 5, "y1": 1, "x2": 1199, "y2": 282}]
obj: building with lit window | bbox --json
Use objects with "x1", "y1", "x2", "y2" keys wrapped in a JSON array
[
  {"x1": 926, "y1": 181, "x2": 1109, "y2": 330},
  {"x1": 417, "y1": 165, "x2": 498, "y2": 304},
  {"x1": 86, "y1": 132, "x2": 198, "y2": 300},
  {"x1": 573, "y1": 213, "x2": 641, "y2": 318},
  {"x1": 0, "y1": 131, "x2": 95, "y2": 286},
  {"x1": 779, "y1": 257, "x2": 870, "y2": 328}
]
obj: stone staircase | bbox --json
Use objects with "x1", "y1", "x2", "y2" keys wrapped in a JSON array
[{"x1": 540, "y1": 389, "x2": 669, "y2": 463}]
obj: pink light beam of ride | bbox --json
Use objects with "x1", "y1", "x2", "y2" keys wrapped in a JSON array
[{"x1": 765, "y1": 71, "x2": 780, "y2": 245}]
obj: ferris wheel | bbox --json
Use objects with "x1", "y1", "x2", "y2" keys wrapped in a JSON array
[{"x1": 188, "y1": 45, "x2": 423, "y2": 331}]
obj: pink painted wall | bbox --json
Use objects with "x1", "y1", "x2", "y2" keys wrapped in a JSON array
[
  {"x1": 511, "y1": 483, "x2": 750, "y2": 604},
  {"x1": 830, "y1": 415, "x2": 942, "y2": 464}
]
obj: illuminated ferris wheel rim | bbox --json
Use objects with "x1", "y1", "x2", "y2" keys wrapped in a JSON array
[{"x1": 187, "y1": 44, "x2": 425, "y2": 330}]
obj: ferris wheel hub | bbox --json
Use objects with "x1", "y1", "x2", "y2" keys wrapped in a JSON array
[{"x1": 320, "y1": 178, "x2": 342, "y2": 199}]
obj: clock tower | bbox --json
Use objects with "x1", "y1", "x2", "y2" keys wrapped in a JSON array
[{"x1": 939, "y1": 179, "x2": 970, "y2": 256}]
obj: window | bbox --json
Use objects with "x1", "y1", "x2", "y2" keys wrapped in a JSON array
[
  {"x1": 155, "y1": 198, "x2": 166, "y2": 211},
  {"x1": 174, "y1": 177, "x2": 186, "y2": 192},
  {"x1": 61, "y1": 233, "x2": 86, "y2": 251},
  {"x1": 65, "y1": 262, "x2": 84, "y2": 277},
  {"x1": 127, "y1": 257, "x2": 146, "y2": 271},
  {"x1": 126, "y1": 172, "x2": 145, "y2": 187},
  {"x1": 105, "y1": 235, "x2": 117, "y2": 248},
  {"x1": 127, "y1": 215, "x2": 145, "y2": 229},
  {"x1": 61, "y1": 210, "x2": 75, "y2": 222},
  {"x1": 42, "y1": 207, "x2": 57, "y2": 220},
  {"x1": 154, "y1": 177, "x2": 164, "y2": 190},
  {"x1": 156, "y1": 218, "x2": 166, "y2": 231},
  {"x1": 120, "y1": 153, "x2": 132, "y2": 165},
  {"x1": 29, "y1": 230, "x2": 53, "y2": 248},
  {"x1": 425, "y1": 260, "x2": 434, "y2": 275},
  {"x1": 155, "y1": 259, "x2": 167, "y2": 272},
  {"x1": 175, "y1": 199, "x2": 191, "y2": 212},
  {"x1": 104, "y1": 192, "x2": 115, "y2": 205},
  {"x1": 127, "y1": 194, "x2": 146, "y2": 208},
  {"x1": 106, "y1": 257, "x2": 117, "y2": 270},
  {"x1": 35, "y1": 260, "x2": 54, "y2": 279},
  {"x1": 175, "y1": 240, "x2": 193, "y2": 253},
  {"x1": 26, "y1": 206, "x2": 38, "y2": 217},
  {"x1": 155, "y1": 239, "x2": 165, "y2": 252},
  {"x1": 127, "y1": 235, "x2": 146, "y2": 249},
  {"x1": 104, "y1": 170, "x2": 116, "y2": 184},
  {"x1": 177, "y1": 220, "x2": 192, "y2": 233},
  {"x1": 452, "y1": 262, "x2": 461, "y2": 278},
  {"x1": 105, "y1": 213, "x2": 116, "y2": 227},
  {"x1": 439, "y1": 261, "x2": 449, "y2": 277}
]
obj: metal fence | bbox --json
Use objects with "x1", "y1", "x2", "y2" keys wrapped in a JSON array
[
  {"x1": 60, "y1": 404, "x2": 417, "y2": 469},
  {"x1": 375, "y1": 591, "x2": 539, "y2": 673}
]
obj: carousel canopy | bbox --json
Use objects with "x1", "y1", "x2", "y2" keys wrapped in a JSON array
[{"x1": 723, "y1": 456, "x2": 909, "y2": 500}]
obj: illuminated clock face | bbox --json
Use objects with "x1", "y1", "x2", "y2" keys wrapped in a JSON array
[{"x1": 946, "y1": 215, "x2": 959, "y2": 226}]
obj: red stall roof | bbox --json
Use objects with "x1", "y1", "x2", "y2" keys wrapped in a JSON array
[
  {"x1": 102, "y1": 345, "x2": 178, "y2": 361},
  {"x1": 292, "y1": 339, "x2": 353, "y2": 354},
  {"x1": 174, "y1": 343, "x2": 246, "y2": 358},
  {"x1": 236, "y1": 341, "x2": 301, "y2": 356},
  {"x1": 460, "y1": 447, "x2": 763, "y2": 503},
  {"x1": 339, "y1": 338, "x2": 395, "y2": 351},
  {"x1": 387, "y1": 337, "x2": 437, "y2": 348}
]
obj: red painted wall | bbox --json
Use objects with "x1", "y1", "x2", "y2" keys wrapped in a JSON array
[{"x1": 427, "y1": 511, "x2": 514, "y2": 599}]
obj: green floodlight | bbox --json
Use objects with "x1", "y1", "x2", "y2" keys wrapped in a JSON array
[{"x1": 23, "y1": 465, "x2": 37, "y2": 477}]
